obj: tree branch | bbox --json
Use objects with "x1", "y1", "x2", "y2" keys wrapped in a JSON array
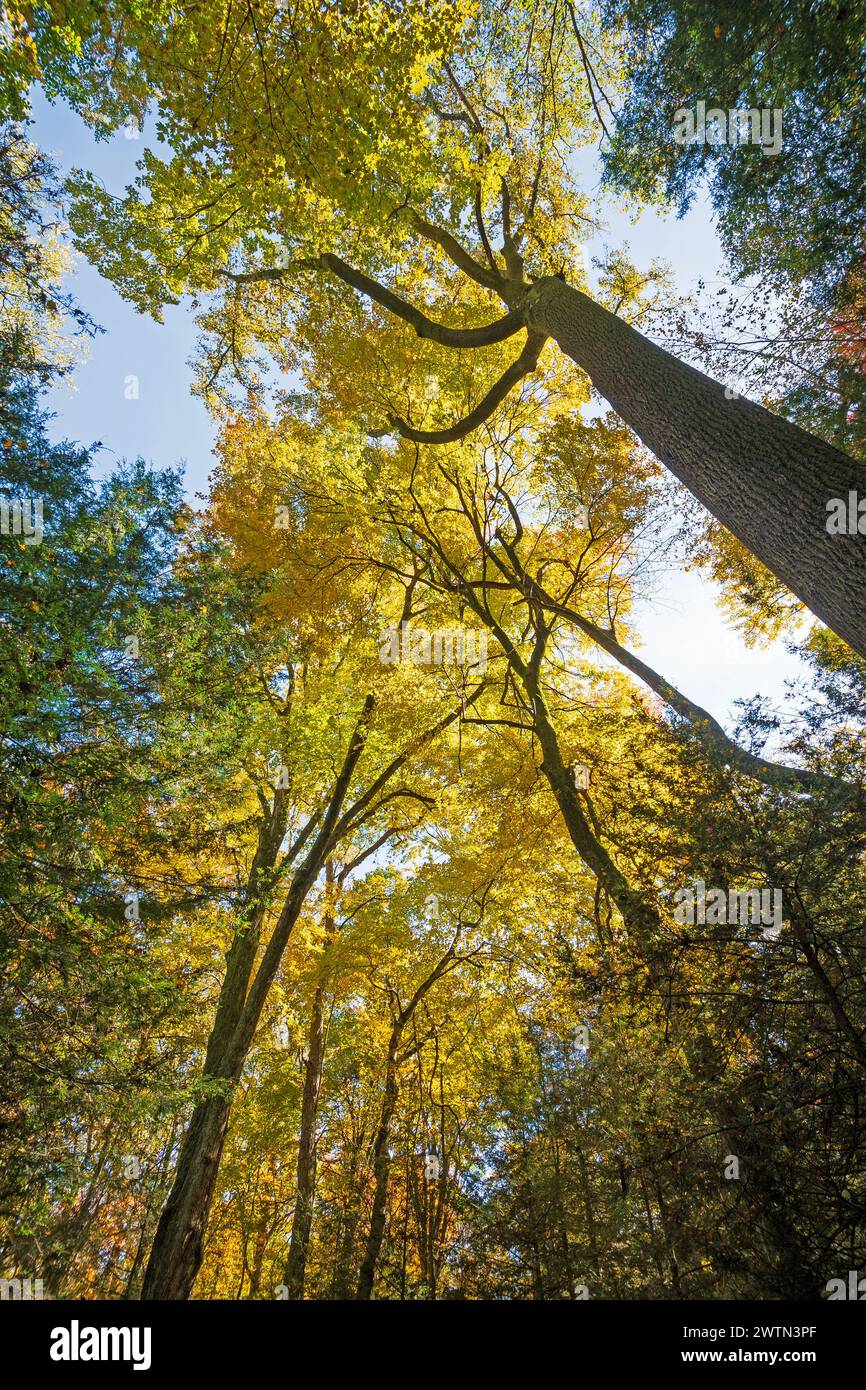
[
  {"x1": 493, "y1": 533, "x2": 853, "y2": 798},
  {"x1": 328, "y1": 683, "x2": 486, "y2": 846},
  {"x1": 384, "y1": 331, "x2": 547, "y2": 444},
  {"x1": 219, "y1": 253, "x2": 521, "y2": 347},
  {"x1": 409, "y1": 211, "x2": 503, "y2": 291},
  {"x1": 565, "y1": 1, "x2": 614, "y2": 142},
  {"x1": 474, "y1": 186, "x2": 498, "y2": 275}
]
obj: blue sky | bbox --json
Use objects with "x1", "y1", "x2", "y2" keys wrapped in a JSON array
[
  {"x1": 35, "y1": 92, "x2": 217, "y2": 500},
  {"x1": 33, "y1": 91, "x2": 807, "y2": 728}
]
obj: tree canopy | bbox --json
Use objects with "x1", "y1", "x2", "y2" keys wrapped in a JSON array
[{"x1": 2, "y1": 0, "x2": 865, "y2": 1306}]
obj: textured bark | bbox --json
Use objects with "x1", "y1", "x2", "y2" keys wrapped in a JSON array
[
  {"x1": 140, "y1": 882, "x2": 331, "y2": 1301},
  {"x1": 139, "y1": 796, "x2": 291, "y2": 1301},
  {"x1": 139, "y1": 1094, "x2": 233, "y2": 1301},
  {"x1": 524, "y1": 277, "x2": 866, "y2": 658}
]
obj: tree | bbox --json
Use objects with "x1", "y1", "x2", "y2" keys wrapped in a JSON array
[
  {"x1": 599, "y1": 0, "x2": 866, "y2": 306},
  {"x1": 0, "y1": 125, "x2": 198, "y2": 1293},
  {"x1": 7, "y1": 2, "x2": 866, "y2": 1304},
  {"x1": 27, "y1": 0, "x2": 863, "y2": 654},
  {"x1": 355, "y1": 920, "x2": 476, "y2": 1299}
]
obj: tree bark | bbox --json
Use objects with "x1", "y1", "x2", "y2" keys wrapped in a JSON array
[
  {"x1": 138, "y1": 1093, "x2": 234, "y2": 1301},
  {"x1": 283, "y1": 896, "x2": 333, "y2": 1299},
  {"x1": 524, "y1": 276, "x2": 866, "y2": 658}
]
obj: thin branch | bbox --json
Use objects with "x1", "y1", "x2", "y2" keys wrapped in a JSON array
[
  {"x1": 565, "y1": 1, "x2": 614, "y2": 141},
  {"x1": 500, "y1": 178, "x2": 524, "y2": 279},
  {"x1": 328, "y1": 683, "x2": 487, "y2": 846},
  {"x1": 474, "y1": 187, "x2": 498, "y2": 275}
]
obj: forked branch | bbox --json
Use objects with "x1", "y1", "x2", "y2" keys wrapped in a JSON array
[{"x1": 383, "y1": 330, "x2": 547, "y2": 444}]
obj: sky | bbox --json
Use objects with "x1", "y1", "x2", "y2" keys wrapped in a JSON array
[{"x1": 32, "y1": 91, "x2": 808, "y2": 728}]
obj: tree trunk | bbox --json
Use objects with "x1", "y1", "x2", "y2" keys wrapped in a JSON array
[
  {"x1": 356, "y1": 947, "x2": 458, "y2": 1299},
  {"x1": 140, "y1": 697, "x2": 376, "y2": 1300},
  {"x1": 283, "y1": 980, "x2": 328, "y2": 1299},
  {"x1": 138, "y1": 880, "x2": 315, "y2": 1302},
  {"x1": 525, "y1": 276, "x2": 866, "y2": 658},
  {"x1": 356, "y1": 1050, "x2": 399, "y2": 1301},
  {"x1": 139, "y1": 1093, "x2": 233, "y2": 1300},
  {"x1": 522, "y1": 660, "x2": 814, "y2": 1295}
]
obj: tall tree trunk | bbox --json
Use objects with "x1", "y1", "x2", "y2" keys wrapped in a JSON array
[
  {"x1": 355, "y1": 945, "x2": 459, "y2": 1300},
  {"x1": 524, "y1": 276, "x2": 866, "y2": 658},
  {"x1": 140, "y1": 697, "x2": 376, "y2": 1300},
  {"x1": 283, "y1": 925, "x2": 331, "y2": 1298},
  {"x1": 138, "y1": 891, "x2": 322, "y2": 1301},
  {"x1": 355, "y1": 1046, "x2": 400, "y2": 1301},
  {"x1": 140, "y1": 1094, "x2": 234, "y2": 1301}
]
